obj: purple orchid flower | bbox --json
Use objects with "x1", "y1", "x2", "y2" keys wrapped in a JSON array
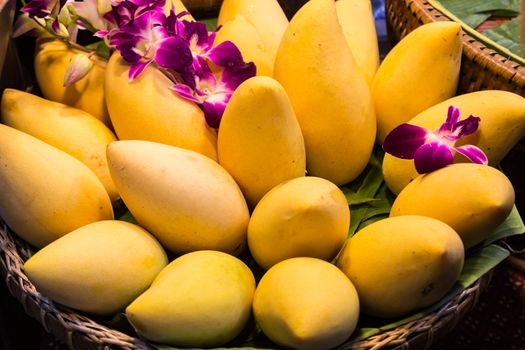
[
  {"x1": 382, "y1": 105, "x2": 488, "y2": 174},
  {"x1": 23, "y1": 0, "x2": 67, "y2": 33}
]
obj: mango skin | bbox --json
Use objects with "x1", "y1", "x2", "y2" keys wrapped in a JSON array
[
  {"x1": 126, "y1": 250, "x2": 255, "y2": 348},
  {"x1": 218, "y1": 76, "x2": 305, "y2": 207},
  {"x1": 336, "y1": 0, "x2": 379, "y2": 86},
  {"x1": 107, "y1": 140, "x2": 249, "y2": 255},
  {"x1": 248, "y1": 177, "x2": 349, "y2": 270},
  {"x1": 1, "y1": 89, "x2": 119, "y2": 203},
  {"x1": 34, "y1": 40, "x2": 110, "y2": 126},
  {"x1": 253, "y1": 257, "x2": 359, "y2": 350},
  {"x1": 274, "y1": 0, "x2": 376, "y2": 185},
  {"x1": 105, "y1": 53, "x2": 217, "y2": 161},
  {"x1": 337, "y1": 216, "x2": 464, "y2": 318},
  {"x1": 24, "y1": 220, "x2": 167, "y2": 315},
  {"x1": 391, "y1": 164, "x2": 515, "y2": 249},
  {"x1": 373, "y1": 22, "x2": 462, "y2": 143},
  {"x1": 0, "y1": 124, "x2": 113, "y2": 248},
  {"x1": 383, "y1": 90, "x2": 525, "y2": 194}
]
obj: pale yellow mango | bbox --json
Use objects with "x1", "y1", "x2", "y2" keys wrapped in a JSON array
[
  {"x1": 336, "y1": 0, "x2": 380, "y2": 85},
  {"x1": 34, "y1": 40, "x2": 110, "y2": 126},
  {"x1": 274, "y1": 0, "x2": 376, "y2": 185},
  {"x1": 214, "y1": 15, "x2": 273, "y2": 76},
  {"x1": 218, "y1": 0, "x2": 288, "y2": 65},
  {"x1": 372, "y1": 22, "x2": 462, "y2": 143},
  {"x1": 383, "y1": 90, "x2": 525, "y2": 194},
  {"x1": 253, "y1": 257, "x2": 359, "y2": 350},
  {"x1": 0, "y1": 124, "x2": 113, "y2": 248},
  {"x1": 107, "y1": 140, "x2": 249, "y2": 255},
  {"x1": 24, "y1": 220, "x2": 167, "y2": 315},
  {"x1": 217, "y1": 76, "x2": 305, "y2": 207},
  {"x1": 1, "y1": 89, "x2": 119, "y2": 202},
  {"x1": 164, "y1": 0, "x2": 194, "y2": 20},
  {"x1": 391, "y1": 164, "x2": 514, "y2": 249},
  {"x1": 248, "y1": 177, "x2": 349, "y2": 270},
  {"x1": 105, "y1": 53, "x2": 218, "y2": 161},
  {"x1": 337, "y1": 216, "x2": 464, "y2": 318},
  {"x1": 127, "y1": 250, "x2": 255, "y2": 347}
]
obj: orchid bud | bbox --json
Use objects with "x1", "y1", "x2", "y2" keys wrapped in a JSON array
[
  {"x1": 12, "y1": 13, "x2": 46, "y2": 38},
  {"x1": 58, "y1": 4, "x2": 73, "y2": 26},
  {"x1": 64, "y1": 53, "x2": 93, "y2": 86}
]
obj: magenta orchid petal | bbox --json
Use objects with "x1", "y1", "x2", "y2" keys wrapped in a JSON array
[
  {"x1": 202, "y1": 99, "x2": 229, "y2": 128},
  {"x1": 455, "y1": 145, "x2": 489, "y2": 165},
  {"x1": 438, "y1": 105, "x2": 460, "y2": 134},
  {"x1": 155, "y1": 36, "x2": 193, "y2": 70},
  {"x1": 454, "y1": 115, "x2": 481, "y2": 138},
  {"x1": 206, "y1": 40, "x2": 244, "y2": 68},
  {"x1": 23, "y1": 0, "x2": 50, "y2": 18},
  {"x1": 172, "y1": 84, "x2": 200, "y2": 103},
  {"x1": 221, "y1": 61, "x2": 256, "y2": 90},
  {"x1": 95, "y1": 30, "x2": 109, "y2": 37},
  {"x1": 128, "y1": 60, "x2": 151, "y2": 81},
  {"x1": 382, "y1": 123, "x2": 430, "y2": 159},
  {"x1": 414, "y1": 141, "x2": 455, "y2": 174},
  {"x1": 51, "y1": 18, "x2": 61, "y2": 33}
]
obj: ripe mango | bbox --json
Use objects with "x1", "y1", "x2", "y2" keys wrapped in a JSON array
[
  {"x1": 106, "y1": 140, "x2": 249, "y2": 255},
  {"x1": 218, "y1": 0, "x2": 288, "y2": 66},
  {"x1": 274, "y1": 0, "x2": 376, "y2": 185},
  {"x1": 391, "y1": 164, "x2": 514, "y2": 249},
  {"x1": 24, "y1": 220, "x2": 167, "y2": 315},
  {"x1": 126, "y1": 250, "x2": 255, "y2": 347},
  {"x1": 105, "y1": 53, "x2": 217, "y2": 161},
  {"x1": 0, "y1": 124, "x2": 113, "y2": 248},
  {"x1": 217, "y1": 76, "x2": 305, "y2": 207},
  {"x1": 336, "y1": 0, "x2": 380, "y2": 85},
  {"x1": 372, "y1": 22, "x2": 462, "y2": 143},
  {"x1": 383, "y1": 90, "x2": 525, "y2": 194},
  {"x1": 34, "y1": 39, "x2": 110, "y2": 126},
  {"x1": 253, "y1": 257, "x2": 359, "y2": 350},
  {"x1": 214, "y1": 15, "x2": 273, "y2": 76},
  {"x1": 165, "y1": 0, "x2": 194, "y2": 20},
  {"x1": 1, "y1": 89, "x2": 119, "y2": 203},
  {"x1": 337, "y1": 216, "x2": 464, "y2": 318},
  {"x1": 248, "y1": 177, "x2": 349, "y2": 270}
]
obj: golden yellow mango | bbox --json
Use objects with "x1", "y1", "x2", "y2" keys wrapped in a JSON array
[
  {"x1": 214, "y1": 15, "x2": 273, "y2": 76},
  {"x1": 107, "y1": 140, "x2": 249, "y2": 255},
  {"x1": 164, "y1": 0, "x2": 194, "y2": 20},
  {"x1": 127, "y1": 250, "x2": 255, "y2": 347},
  {"x1": 24, "y1": 220, "x2": 167, "y2": 315},
  {"x1": 218, "y1": 0, "x2": 288, "y2": 65},
  {"x1": 248, "y1": 177, "x2": 349, "y2": 270},
  {"x1": 391, "y1": 164, "x2": 514, "y2": 249},
  {"x1": 336, "y1": 0, "x2": 380, "y2": 85},
  {"x1": 34, "y1": 39, "x2": 110, "y2": 126},
  {"x1": 105, "y1": 53, "x2": 218, "y2": 161},
  {"x1": 383, "y1": 90, "x2": 525, "y2": 194},
  {"x1": 372, "y1": 22, "x2": 462, "y2": 143},
  {"x1": 337, "y1": 216, "x2": 464, "y2": 318},
  {"x1": 274, "y1": 0, "x2": 376, "y2": 185},
  {"x1": 0, "y1": 124, "x2": 113, "y2": 248},
  {"x1": 217, "y1": 76, "x2": 305, "y2": 207},
  {"x1": 1, "y1": 89, "x2": 119, "y2": 203},
  {"x1": 253, "y1": 257, "x2": 359, "y2": 350}
]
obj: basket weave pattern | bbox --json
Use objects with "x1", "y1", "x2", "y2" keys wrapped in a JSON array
[
  {"x1": 386, "y1": 0, "x2": 525, "y2": 96},
  {"x1": 0, "y1": 219, "x2": 491, "y2": 350}
]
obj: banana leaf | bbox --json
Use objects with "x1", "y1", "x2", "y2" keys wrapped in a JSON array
[
  {"x1": 436, "y1": 0, "x2": 519, "y2": 28},
  {"x1": 483, "y1": 17, "x2": 524, "y2": 57}
]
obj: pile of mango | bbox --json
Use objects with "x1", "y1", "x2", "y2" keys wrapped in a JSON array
[{"x1": 1, "y1": 0, "x2": 525, "y2": 349}]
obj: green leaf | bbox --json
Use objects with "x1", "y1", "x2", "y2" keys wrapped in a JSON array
[
  {"x1": 340, "y1": 188, "x2": 378, "y2": 205},
  {"x1": 85, "y1": 40, "x2": 111, "y2": 60},
  {"x1": 118, "y1": 210, "x2": 138, "y2": 224},
  {"x1": 483, "y1": 17, "x2": 524, "y2": 57},
  {"x1": 200, "y1": 17, "x2": 218, "y2": 32},
  {"x1": 483, "y1": 205, "x2": 525, "y2": 246}
]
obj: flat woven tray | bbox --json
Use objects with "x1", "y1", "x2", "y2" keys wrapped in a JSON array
[
  {"x1": 385, "y1": 0, "x2": 525, "y2": 96},
  {"x1": 0, "y1": 219, "x2": 492, "y2": 350}
]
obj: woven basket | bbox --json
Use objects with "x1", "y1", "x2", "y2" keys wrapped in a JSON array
[
  {"x1": 385, "y1": 0, "x2": 525, "y2": 96},
  {"x1": 0, "y1": 219, "x2": 492, "y2": 350}
]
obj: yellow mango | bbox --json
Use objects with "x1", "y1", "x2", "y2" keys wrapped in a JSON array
[
  {"x1": 383, "y1": 90, "x2": 525, "y2": 194},
  {"x1": 248, "y1": 177, "x2": 349, "y2": 270},
  {"x1": 391, "y1": 164, "x2": 514, "y2": 249},
  {"x1": 218, "y1": 0, "x2": 288, "y2": 65},
  {"x1": 337, "y1": 216, "x2": 464, "y2": 318},
  {"x1": 164, "y1": 0, "x2": 194, "y2": 20},
  {"x1": 217, "y1": 76, "x2": 305, "y2": 207},
  {"x1": 253, "y1": 257, "x2": 359, "y2": 350},
  {"x1": 214, "y1": 15, "x2": 273, "y2": 76},
  {"x1": 127, "y1": 250, "x2": 255, "y2": 347},
  {"x1": 372, "y1": 22, "x2": 462, "y2": 143},
  {"x1": 274, "y1": 0, "x2": 376, "y2": 185},
  {"x1": 336, "y1": 0, "x2": 380, "y2": 85},
  {"x1": 0, "y1": 124, "x2": 113, "y2": 248},
  {"x1": 34, "y1": 39, "x2": 110, "y2": 126},
  {"x1": 105, "y1": 53, "x2": 218, "y2": 161},
  {"x1": 107, "y1": 140, "x2": 249, "y2": 255},
  {"x1": 1, "y1": 89, "x2": 119, "y2": 203},
  {"x1": 24, "y1": 220, "x2": 167, "y2": 315}
]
